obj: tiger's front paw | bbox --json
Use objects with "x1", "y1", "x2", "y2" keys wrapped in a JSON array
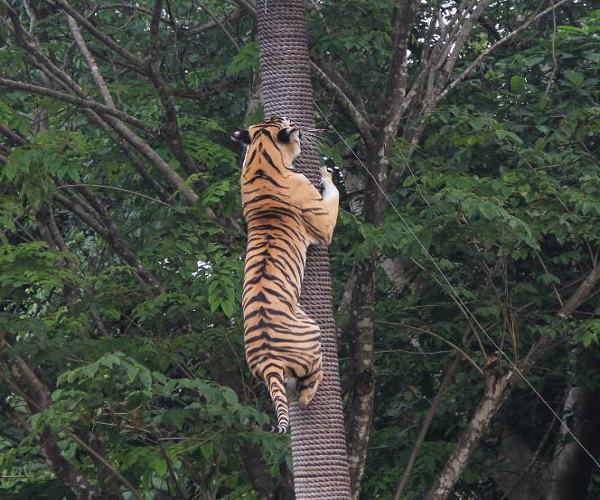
[
  {"x1": 320, "y1": 167, "x2": 337, "y2": 197},
  {"x1": 320, "y1": 166, "x2": 333, "y2": 183}
]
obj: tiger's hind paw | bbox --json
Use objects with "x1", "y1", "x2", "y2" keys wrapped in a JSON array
[
  {"x1": 297, "y1": 370, "x2": 324, "y2": 408},
  {"x1": 284, "y1": 378, "x2": 299, "y2": 402}
]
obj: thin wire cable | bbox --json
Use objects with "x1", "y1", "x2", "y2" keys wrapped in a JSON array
[{"x1": 315, "y1": 102, "x2": 600, "y2": 471}]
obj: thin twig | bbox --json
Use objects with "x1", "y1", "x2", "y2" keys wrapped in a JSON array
[
  {"x1": 56, "y1": 184, "x2": 173, "y2": 206},
  {"x1": 394, "y1": 358, "x2": 462, "y2": 500},
  {"x1": 376, "y1": 320, "x2": 483, "y2": 374},
  {"x1": 439, "y1": 0, "x2": 571, "y2": 101}
]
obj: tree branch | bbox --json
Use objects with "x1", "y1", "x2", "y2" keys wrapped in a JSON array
[
  {"x1": 427, "y1": 356, "x2": 515, "y2": 500},
  {"x1": 0, "y1": 78, "x2": 157, "y2": 135},
  {"x1": 0, "y1": 337, "x2": 103, "y2": 499},
  {"x1": 426, "y1": 254, "x2": 600, "y2": 498},
  {"x1": 5, "y1": 4, "x2": 201, "y2": 205},
  {"x1": 54, "y1": 186, "x2": 164, "y2": 293},
  {"x1": 36, "y1": 204, "x2": 80, "y2": 308},
  {"x1": 0, "y1": 122, "x2": 27, "y2": 146},
  {"x1": 344, "y1": 257, "x2": 376, "y2": 497},
  {"x1": 379, "y1": 0, "x2": 418, "y2": 146},
  {"x1": 147, "y1": 0, "x2": 204, "y2": 181},
  {"x1": 310, "y1": 60, "x2": 373, "y2": 144},
  {"x1": 45, "y1": 0, "x2": 145, "y2": 69},
  {"x1": 67, "y1": 14, "x2": 116, "y2": 107},
  {"x1": 394, "y1": 358, "x2": 462, "y2": 500},
  {"x1": 559, "y1": 262, "x2": 600, "y2": 318},
  {"x1": 438, "y1": 0, "x2": 571, "y2": 102}
]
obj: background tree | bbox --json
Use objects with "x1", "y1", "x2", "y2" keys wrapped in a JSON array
[{"x1": 1, "y1": 1, "x2": 600, "y2": 499}]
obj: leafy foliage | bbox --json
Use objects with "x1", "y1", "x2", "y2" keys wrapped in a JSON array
[{"x1": 1, "y1": 1, "x2": 600, "y2": 499}]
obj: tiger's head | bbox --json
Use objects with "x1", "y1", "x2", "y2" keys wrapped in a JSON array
[{"x1": 232, "y1": 116, "x2": 302, "y2": 163}]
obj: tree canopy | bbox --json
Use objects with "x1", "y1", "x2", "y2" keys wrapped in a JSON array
[{"x1": 1, "y1": 1, "x2": 600, "y2": 499}]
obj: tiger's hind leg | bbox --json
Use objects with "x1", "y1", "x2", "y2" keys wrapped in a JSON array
[{"x1": 297, "y1": 369, "x2": 324, "y2": 408}]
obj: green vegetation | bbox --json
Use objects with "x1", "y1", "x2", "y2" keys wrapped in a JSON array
[{"x1": 0, "y1": 1, "x2": 599, "y2": 498}]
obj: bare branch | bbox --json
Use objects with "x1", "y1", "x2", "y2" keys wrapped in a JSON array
[
  {"x1": 310, "y1": 60, "x2": 373, "y2": 144},
  {"x1": 0, "y1": 338, "x2": 103, "y2": 499},
  {"x1": 36, "y1": 204, "x2": 79, "y2": 308},
  {"x1": 435, "y1": 0, "x2": 493, "y2": 94},
  {"x1": 191, "y1": 0, "x2": 242, "y2": 51},
  {"x1": 0, "y1": 78, "x2": 158, "y2": 135},
  {"x1": 427, "y1": 357, "x2": 515, "y2": 500},
  {"x1": 395, "y1": 358, "x2": 462, "y2": 500},
  {"x1": 0, "y1": 122, "x2": 27, "y2": 146},
  {"x1": 53, "y1": 186, "x2": 164, "y2": 293},
  {"x1": 379, "y1": 0, "x2": 419, "y2": 145},
  {"x1": 185, "y1": 8, "x2": 245, "y2": 36},
  {"x1": 558, "y1": 263, "x2": 600, "y2": 318},
  {"x1": 231, "y1": 0, "x2": 255, "y2": 16},
  {"x1": 67, "y1": 431, "x2": 144, "y2": 500},
  {"x1": 146, "y1": 0, "x2": 204, "y2": 180},
  {"x1": 44, "y1": 0, "x2": 145, "y2": 69},
  {"x1": 413, "y1": 0, "x2": 491, "y2": 124},
  {"x1": 92, "y1": 128, "x2": 177, "y2": 204},
  {"x1": 85, "y1": 112, "x2": 199, "y2": 204},
  {"x1": 439, "y1": 0, "x2": 571, "y2": 102},
  {"x1": 67, "y1": 14, "x2": 116, "y2": 107}
]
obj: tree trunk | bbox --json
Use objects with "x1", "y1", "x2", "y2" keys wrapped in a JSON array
[
  {"x1": 254, "y1": 1, "x2": 352, "y2": 499},
  {"x1": 546, "y1": 347, "x2": 600, "y2": 500},
  {"x1": 345, "y1": 256, "x2": 376, "y2": 495},
  {"x1": 426, "y1": 357, "x2": 516, "y2": 500}
]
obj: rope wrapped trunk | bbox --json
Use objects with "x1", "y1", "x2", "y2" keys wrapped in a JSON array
[{"x1": 255, "y1": 1, "x2": 352, "y2": 498}]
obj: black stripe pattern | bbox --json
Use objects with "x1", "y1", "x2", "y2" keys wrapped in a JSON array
[{"x1": 233, "y1": 117, "x2": 339, "y2": 433}]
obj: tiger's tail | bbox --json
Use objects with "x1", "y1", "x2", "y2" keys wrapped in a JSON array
[{"x1": 263, "y1": 368, "x2": 290, "y2": 434}]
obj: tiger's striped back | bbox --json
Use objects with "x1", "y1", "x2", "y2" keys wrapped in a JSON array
[{"x1": 232, "y1": 116, "x2": 339, "y2": 433}]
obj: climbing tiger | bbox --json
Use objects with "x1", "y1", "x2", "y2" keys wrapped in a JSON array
[{"x1": 232, "y1": 116, "x2": 339, "y2": 433}]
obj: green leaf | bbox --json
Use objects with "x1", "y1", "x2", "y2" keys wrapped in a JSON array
[
  {"x1": 138, "y1": 368, "x2": 152, "y2": 389},
  {"x1": 200, "y1": 442, "x2": 214, "y2": 460},
  {"x1": 563, "y1": 70, "x2": 584, "y2": 86},
  {"x1": 100, "y1": 353, "x2": 123, "y2": 368},
  {"x1": 151, "y1": 457, "x2": 168, "y2": 477},
  {"x1": 510, "y1": 75, "x2": 526, "y2": 93},
  {"x1": 226, "y1": 41, "x2": 259, "y2": 76}
]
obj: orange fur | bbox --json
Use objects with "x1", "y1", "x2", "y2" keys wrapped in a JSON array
[{"x1": 233, "y1": 117, "x2": 339, "y2": 433}]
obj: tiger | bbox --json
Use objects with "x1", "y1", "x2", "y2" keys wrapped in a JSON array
[{"x1": 232, "y1": 116, "x2": 339, "y2": 433}]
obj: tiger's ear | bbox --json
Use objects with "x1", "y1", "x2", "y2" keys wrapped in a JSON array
[
  {"x1": 277, "y1": 128, "x2": 298, "y2": 143},
  {"x1": 232, "y1": 129, "x2": 251, "y2": 144}
]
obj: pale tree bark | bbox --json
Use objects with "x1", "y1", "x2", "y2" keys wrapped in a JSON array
[
  {"x1": 427, "y1": 262, "x2": 600, "y2": 500},
  {"x1": 254, "y1": 1, "x2": 352, "y2": 498},
  {"x1": 493, "y1": 348, "x2": 600, "y2": 500},
  {"x1": 546, "y1": 385, "x2": 600, "y2": 500}
]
